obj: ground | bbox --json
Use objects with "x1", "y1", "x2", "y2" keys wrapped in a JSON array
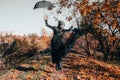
[{"x1": 0, "y1": 52, "x2": 120, "y2": 80}]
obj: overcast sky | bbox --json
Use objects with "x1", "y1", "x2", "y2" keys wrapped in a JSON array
[
  {"x1": 0, "y1": 0, "x2": 103, "y2": 36},
  {"x1": 0, "y1": 0, "x2": 58, "y2": 36}
]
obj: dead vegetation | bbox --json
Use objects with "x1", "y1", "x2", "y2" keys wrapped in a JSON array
[{"x1": 0, "y1": 32, "x2": 120, "y2": 80}]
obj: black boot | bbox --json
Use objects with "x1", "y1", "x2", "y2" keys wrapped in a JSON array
[
  {"x1": 56, "y1": 64, "x2": 59, "y2": 70},
  {"x1": 56, "y1": 61, "x2": 62, "y2": 70}
]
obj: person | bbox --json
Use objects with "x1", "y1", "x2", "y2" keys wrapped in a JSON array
[{"x1": 44, "y1": 15, "x2": 73, "y2": 70}]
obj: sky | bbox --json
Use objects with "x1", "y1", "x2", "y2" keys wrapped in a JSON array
[
  {"x1": 0, "y1": 0, "x2": 103, "y2": 36},
  {"x1": 0, "y1": 0, "x2": 57, "y2": 36}
]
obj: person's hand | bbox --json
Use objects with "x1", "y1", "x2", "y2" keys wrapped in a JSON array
[{"x1": 44, "y1": 15, "x2": 48, "y2": 20}]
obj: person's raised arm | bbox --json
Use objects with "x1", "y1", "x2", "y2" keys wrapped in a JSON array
[
  {"x1": 44, "y1": 15, "x2": 54, "y2": 29},
  {"x1": 69, "y1": 26, "x2": 73, "y2": 30}
]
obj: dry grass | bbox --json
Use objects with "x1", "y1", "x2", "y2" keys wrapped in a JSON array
[{"x1": 0, "y1": 32, "x2": 120, "y2": 80}]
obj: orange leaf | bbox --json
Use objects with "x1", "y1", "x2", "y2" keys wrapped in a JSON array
[
  {"x1": 81, "y1": 10, "x2": 87, "y2": 17},
  {"x1": 93, "y1": 19, "x2": 100, "y2": 25},
  {"x1": 26, "y1": 75, "x2": 33, "y2": 80},
  {"x1": 95, "y1": 12, "x2": 101, "y2": 18},
  {"x1": 112, "y1": 25, "x2": 116, "y2": 29}
]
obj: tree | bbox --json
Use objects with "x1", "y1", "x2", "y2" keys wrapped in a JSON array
[{"x1": 49, "y1": 0, "x2": 120, "y2": 61}]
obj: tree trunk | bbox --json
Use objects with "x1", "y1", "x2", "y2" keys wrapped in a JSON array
[{"x1": 103, "y1": 51, "x2": 109, "y2": 61}]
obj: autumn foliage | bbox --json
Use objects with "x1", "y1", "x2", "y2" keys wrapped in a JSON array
[
  {"x1": 55, "y1": 0, "x2": 120, "y2": 61},
  {"x1": 0, "y1": 32, "x2": 51, "y2": 72},
  {"x1": 0, "y1": 0, "x2": 120, "y2": 79}
]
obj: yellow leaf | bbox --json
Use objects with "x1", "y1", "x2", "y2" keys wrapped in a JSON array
[
  {"x1": 26, "y1": 75, "x2": 33, "y2": 80},
  {"x1": 12, "y1": 75, "x2": 17, "y2": 79},
  {"x1": 77, "y1": 75, "x2": 81, "y2": 79}
]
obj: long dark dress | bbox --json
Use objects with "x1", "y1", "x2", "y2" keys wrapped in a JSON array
[{"x1": 45, "y1": 20, "x2": 65, "y2": 64}]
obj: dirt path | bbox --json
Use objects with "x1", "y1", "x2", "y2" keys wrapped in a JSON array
[{"x1": 0, "y1": 53, "x2": 120, "y2": 80}]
